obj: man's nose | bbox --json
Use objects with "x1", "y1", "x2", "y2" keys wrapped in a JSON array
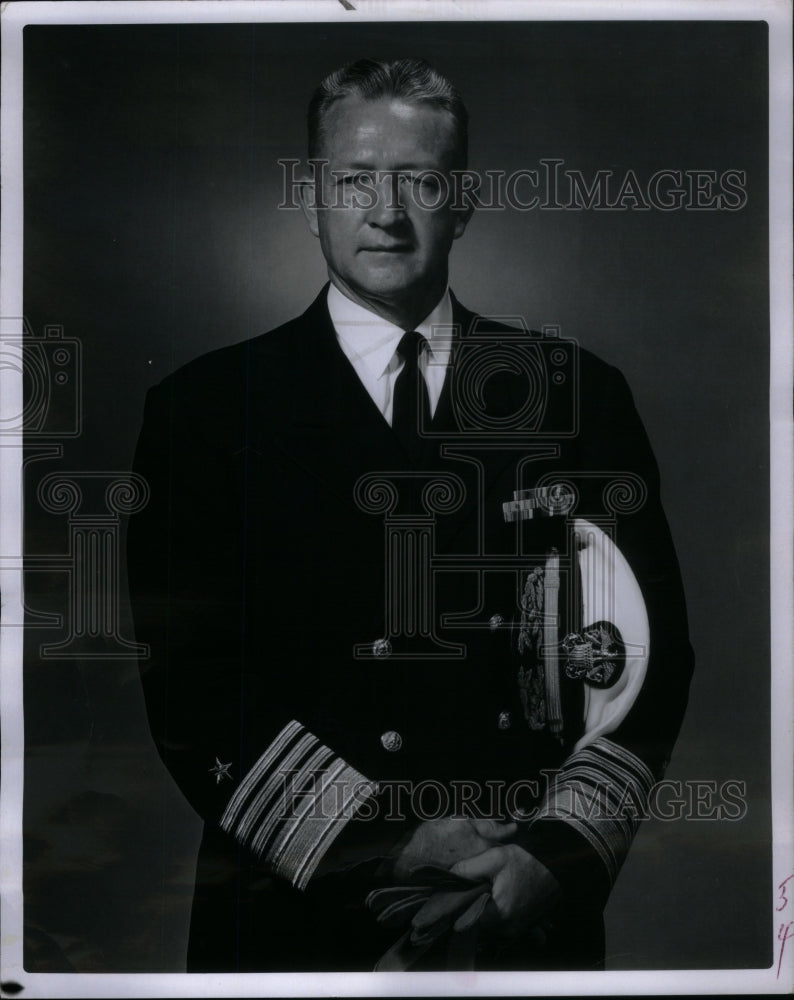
[{"x1": 367, "y1": 172, "x2": 408, "y2": 226}]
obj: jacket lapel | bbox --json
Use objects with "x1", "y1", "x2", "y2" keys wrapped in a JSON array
[
  {"x1": 265, "y1": 288, "x2": 408, "y2": 508},
  {"x1": 427, "y1": 297, "x2": 560, "y2": 554},
  {"x1": 254, "y1": 287, "x2": 557, "y2": 550}
]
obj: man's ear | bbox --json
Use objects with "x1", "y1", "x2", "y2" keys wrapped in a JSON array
[
  {"x1": 452, "y1": 202, "x2": 475, "y2": 240},
  {"x1": 451, "y1": 171, "x2": 478, "y2": 240},
  {"x1": 297, "y1": 177, "x2": 321, "y2": 238}
]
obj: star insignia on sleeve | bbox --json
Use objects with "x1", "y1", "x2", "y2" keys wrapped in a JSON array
[{"x1": 209, "y1": 757, "x2": 233, "y2": 784}]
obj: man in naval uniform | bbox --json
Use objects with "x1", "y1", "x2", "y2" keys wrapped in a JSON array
[{"x1": 128, "y1": 57, "x2": 694, "y2": 972}]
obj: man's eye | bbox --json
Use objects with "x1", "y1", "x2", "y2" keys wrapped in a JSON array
[
  {"x1": 340, "y1": 173, "x2": 374, "y2": 186},
  {"x1": 404, "y1": 173, "x2": 442, "y2": 191}
]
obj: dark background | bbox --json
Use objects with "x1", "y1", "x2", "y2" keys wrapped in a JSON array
[{"x1": 21, "y1": 19, "x2": 770, "y2": 972}]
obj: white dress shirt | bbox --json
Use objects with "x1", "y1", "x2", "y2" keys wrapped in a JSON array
[{"x1": 327, "y1": 283, "x2": 454, "y2": 425}]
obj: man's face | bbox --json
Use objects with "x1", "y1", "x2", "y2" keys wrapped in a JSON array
[{"x1": 303, "y1": 97, "x2": 471, "y2": 318}]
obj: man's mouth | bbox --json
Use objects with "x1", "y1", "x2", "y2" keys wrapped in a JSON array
[{"x1": 360, "y1": 245, "x2": 412, "y2": 253}]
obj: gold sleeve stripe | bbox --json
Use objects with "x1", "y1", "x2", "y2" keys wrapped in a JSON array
[
  {"x1": 219, "y1": 720, "x2": 377, "y2": 891},
  {"x1": 532, "y1": 737, "x2": 654, "y2": 885}
]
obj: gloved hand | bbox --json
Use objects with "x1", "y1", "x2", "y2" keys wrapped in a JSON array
[
  {"x1": 390, "y1": 816, "x2": 518, "y2": 881},
  {"x1": 366, "y1": 863, "x2": 490, "y2": 971},
  {"x1": 449, "y1": 842, "x2": 562, "y2": 940},
  {"x1": 366, "y1": 817, "x2": 520, "y2": 970},
  {"x1": 367, "y1": 864, "x2": 487, "y2": 931}
]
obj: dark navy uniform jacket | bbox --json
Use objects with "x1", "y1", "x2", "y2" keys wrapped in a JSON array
[{"x1": 128, "y1": 287, "x2": 693, "y2": 971}]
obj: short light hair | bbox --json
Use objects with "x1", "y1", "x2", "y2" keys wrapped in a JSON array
[{"x1": 307, "y1": 57, "x2": 469, "y2": 166}]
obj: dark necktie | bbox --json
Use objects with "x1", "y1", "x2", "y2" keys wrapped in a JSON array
[{"x1": 392, "y1": 330, "x2": 431, "y2": 462}]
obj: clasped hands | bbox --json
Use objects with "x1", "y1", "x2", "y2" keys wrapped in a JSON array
[{"x1": 367, "y1": 817, "x2": 561, "y2": 963}]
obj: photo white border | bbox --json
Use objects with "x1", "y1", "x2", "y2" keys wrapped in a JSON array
[{"x1": 1, "y1": 0, "x2": 791, "y2": 995}]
